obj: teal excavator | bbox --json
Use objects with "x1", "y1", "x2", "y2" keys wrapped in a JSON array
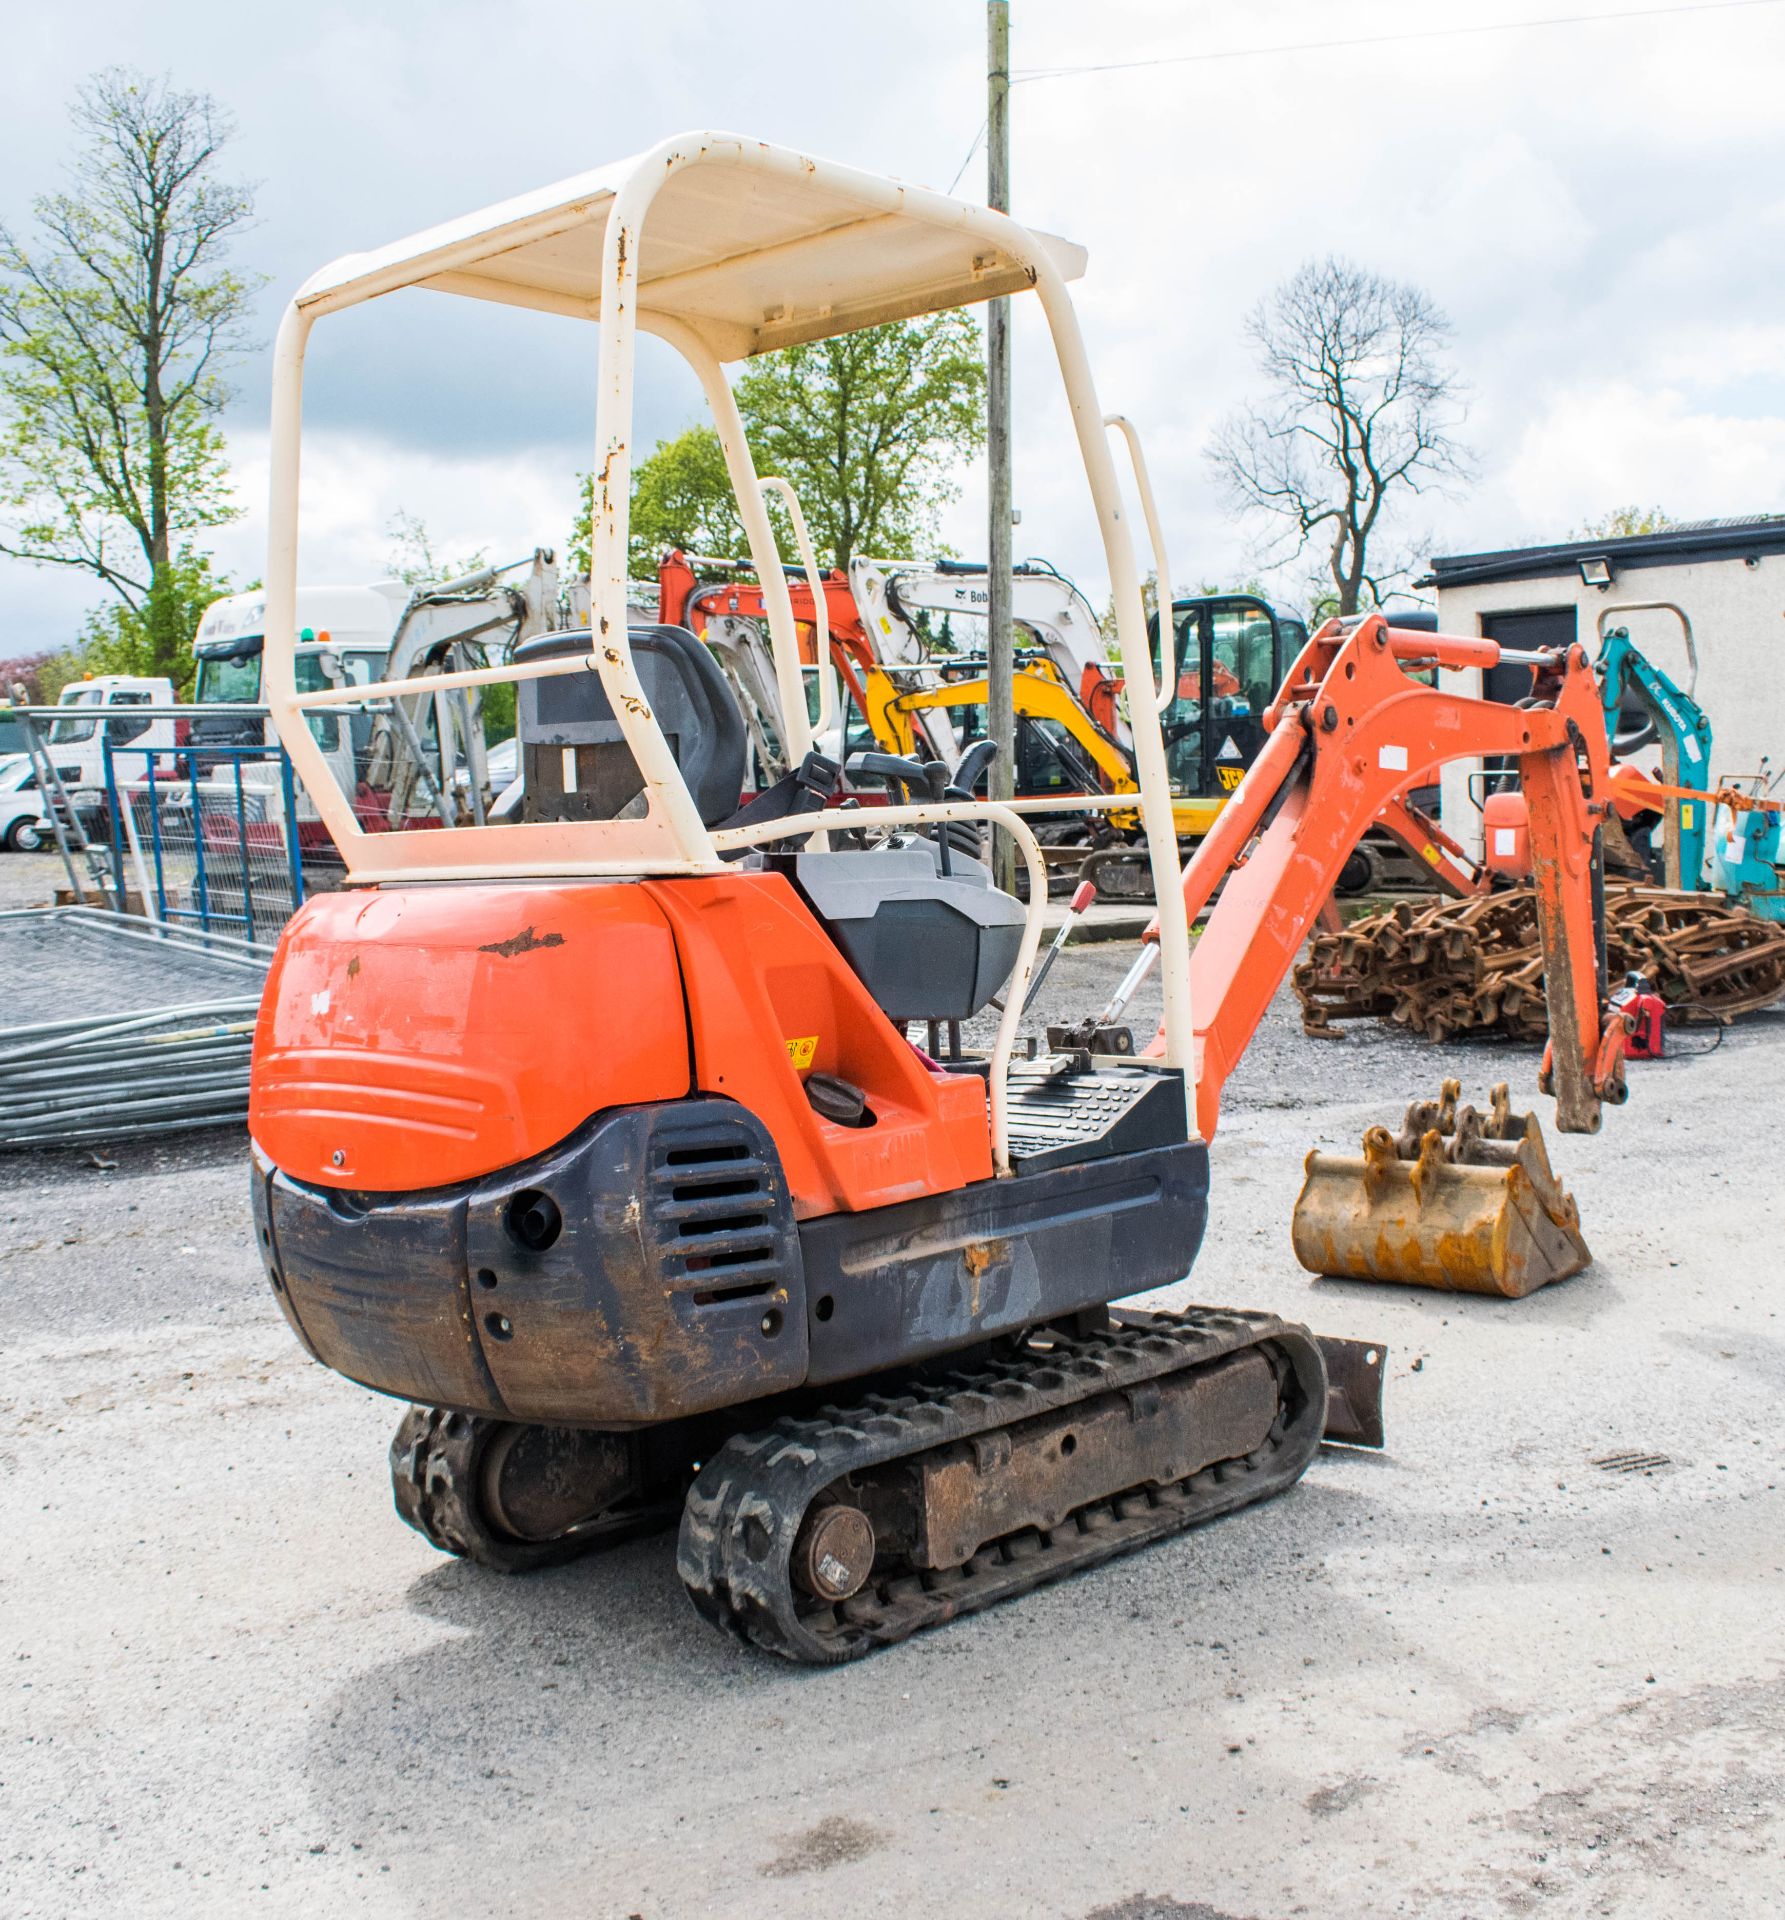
[{"x1": 1596, "y1": 603, "x2": 1782, "y2": 918}]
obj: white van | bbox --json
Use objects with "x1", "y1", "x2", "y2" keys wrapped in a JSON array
[
  {"x1": 37, "y1": 675, "x2": 179, "y2": 794},
  {"x1": 0, "y1": 754, "x2": 47, "y2": 851}
]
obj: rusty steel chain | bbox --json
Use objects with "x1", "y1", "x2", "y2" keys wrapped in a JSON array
[{"x1": 1295, "y1": 884, "x2": 1785, "y2": 1042}]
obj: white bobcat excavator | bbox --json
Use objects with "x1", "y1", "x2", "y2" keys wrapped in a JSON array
[{"x1": 191, "y1": 551, "x2": 568, "y2": 842}]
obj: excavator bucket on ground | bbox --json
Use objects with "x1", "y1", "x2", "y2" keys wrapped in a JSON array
[{"x1": 1291, "y1": 1080, "x2": 1591, "y2": 1298}]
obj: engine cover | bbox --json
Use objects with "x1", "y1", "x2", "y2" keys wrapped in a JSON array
[{"x1": 251, "y1": 881, "x2": 689, "y2": 1192}]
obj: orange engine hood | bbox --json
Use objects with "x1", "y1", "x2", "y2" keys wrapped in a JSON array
[{"x1": 250, "y1": 882, "x2": 689, "y2": 1191}]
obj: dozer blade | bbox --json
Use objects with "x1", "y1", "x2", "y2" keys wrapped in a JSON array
[{"x1": 1291, "y1": 1079, "x2": 1591, "y2": 1299}]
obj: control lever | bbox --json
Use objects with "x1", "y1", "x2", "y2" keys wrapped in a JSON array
[
  {"x1": 845, "y1": 750, "x2": 932, "y2": 801},
  {"x1": 948, "y1": 739, "x2": 998, "y2": 799},
  {"x1": 918, "y1": 758, "x2": 953, "y2": 875},
  {"x1": 937, "y1": 739, "x2": 1000, "y2": 868},
  {"x1": 845, "y1": 750, "x2": 957, "y2": 873}
]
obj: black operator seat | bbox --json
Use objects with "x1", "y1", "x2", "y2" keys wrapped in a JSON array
[
  {"x1": 507, "y1": 629, "x2": 1021, "y2": 1027},
  {"x1": 513, "y1": 625, "x2": 749, "y2": 827}
]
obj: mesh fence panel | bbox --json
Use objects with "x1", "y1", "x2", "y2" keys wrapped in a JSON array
[{"x1": 106, "y1": 744, "x2": 304, "y2": 945}]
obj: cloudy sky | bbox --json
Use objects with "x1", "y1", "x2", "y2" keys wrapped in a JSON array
[{"x1": 3, "y1": 0, "x2": 1783, "y2": 652}]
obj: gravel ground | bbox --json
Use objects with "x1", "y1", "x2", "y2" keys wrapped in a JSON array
[
  {"x1": 2, "y1": 911, "x2": 1783, "y2": 1920},
  {"x1": 0, "y1": 848, "x2": 63, "y2": 914}
]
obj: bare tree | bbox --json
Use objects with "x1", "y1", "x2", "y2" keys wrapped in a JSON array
[
  {"x1": 1210, "y1": 257, "x2": 1471, "y2": 615},
  {"x1": 0, "y1": 69, "x2": 261, "y2": 679}
]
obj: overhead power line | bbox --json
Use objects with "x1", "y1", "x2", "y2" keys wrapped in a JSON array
[
  {"x1": 947, "y1": 117, "x2": 988, "y2": 195},
  {"x1": 1011, "y1": 0, "x2": 1784, "y2": 84}
]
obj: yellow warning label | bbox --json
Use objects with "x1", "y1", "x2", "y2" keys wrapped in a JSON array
[
  {"x1": 785, "y1": 1035, "x2": 818, "y2": 1070},
  {"x1": 1421, "y1": 842, "x2": 1442, "y2": 866},
  {"x1": 1681, "y1": 804, "x2": 1695, "y2": 828},
  {"x1": 1216, "y1": 765, "x2": 1244, "y2": 792},
  {"x1": 879, "y1": 615, "x2": 893, "y2": 635}
]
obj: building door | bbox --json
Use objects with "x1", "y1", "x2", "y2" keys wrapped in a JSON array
[
  {"x1": 1479, "y1": 607, "x2": 1577, "y2": 704},
  {"x1": 1477, "y1": 607, "x2": 1579, "y2": 790}
]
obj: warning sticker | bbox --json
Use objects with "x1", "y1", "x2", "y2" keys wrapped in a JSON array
[
  {"x1": 1494, "y1": 828, "x2": 1518, "y2": 856},
  {"x1": 1421, "y1": 843, "x2": 1442, "y2": 866},
  {"x1": 1215, "y1": 734, "x2": 1244, "y2": 762},
  {"x1": 785, "y1": 1035, "x2": 818, "y2": 1070},
  {"x1": 1378, "y1": 744, "x2": 1409, "y2": 772}
]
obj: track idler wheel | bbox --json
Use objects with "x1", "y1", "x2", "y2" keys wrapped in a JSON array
[{"x1": 389, "y1": 1407, "x2": 643, "y2": 1574}]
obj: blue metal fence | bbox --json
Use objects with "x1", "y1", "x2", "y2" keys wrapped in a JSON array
[{"x1": 103, "y1": 737, "x2": 306, "y2": 940}]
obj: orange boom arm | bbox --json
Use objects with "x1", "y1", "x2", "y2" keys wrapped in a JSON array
[{"x1": 1144, "y1": 615, "x2": 1627, "y2": 1139}]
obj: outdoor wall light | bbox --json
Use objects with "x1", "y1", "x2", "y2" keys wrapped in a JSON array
[{"x1": 1579, "y1": 556, "x2": 1614, "y2": 589}]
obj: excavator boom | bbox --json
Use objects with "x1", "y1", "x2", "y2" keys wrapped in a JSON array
[{"x1": 1146, "y1": 615, "x2": 1625, "y2": 1141}]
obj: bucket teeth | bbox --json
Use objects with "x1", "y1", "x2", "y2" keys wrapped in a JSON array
[{"x1": 1292, "y1": 1085, "x2": 1590, "y2": 1298}]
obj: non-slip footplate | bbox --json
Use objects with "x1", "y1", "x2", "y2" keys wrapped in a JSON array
[{"x1": 1002, "y1": 1057, "x2": 1188, "y2": 1174}]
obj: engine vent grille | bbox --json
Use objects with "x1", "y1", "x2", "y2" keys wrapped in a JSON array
[{"x1": 647, "y1": 1128, "x2": 786, "y2": 1305}]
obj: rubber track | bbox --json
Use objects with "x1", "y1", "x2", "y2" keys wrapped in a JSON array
[
  {"x1": 676, "y1": 1306, "x2": 1328, "y2": 1664},
  {"x1": 390, "y1": 1407, "x2": 669, "y2": 1573}
]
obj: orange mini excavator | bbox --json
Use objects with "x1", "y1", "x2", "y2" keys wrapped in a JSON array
[{"x1": 247, "y1": 136, "x2": 1626, "y2": 1663}]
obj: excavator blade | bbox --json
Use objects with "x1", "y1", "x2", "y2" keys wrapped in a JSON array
[{"x1": 1290, "y1": 1079, "x2": 1591, "y2": 1299}]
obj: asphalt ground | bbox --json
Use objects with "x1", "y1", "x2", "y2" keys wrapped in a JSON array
[{"x1": 2, "y1": 869, "x2": 1782, "y2": 1919}]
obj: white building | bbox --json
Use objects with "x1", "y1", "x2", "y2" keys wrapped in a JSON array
[{"x1": 1420, "y1": 515, "x2": 1785, "y2": 857}]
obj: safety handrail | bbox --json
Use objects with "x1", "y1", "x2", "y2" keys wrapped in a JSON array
[
  {"x1": 1103, "y1": 415, "x2": 1175, "y2": 714},
  {"x1": 287, "y1": 651, "x2": 593, "y2": 709},
  {"x1": 6, "y1": 703, "x2": 272, "y2": 720},
  {"x1": 758, "y1": 477, "x2": 837, "y2": 742},
  {"x1": 710, "y1": 798, "x2": 1050, "y2": 1177}
]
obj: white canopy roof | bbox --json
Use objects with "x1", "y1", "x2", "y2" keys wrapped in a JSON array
[{"x1": 294, "y1": 131, "x2": 1087, "y2": 361}]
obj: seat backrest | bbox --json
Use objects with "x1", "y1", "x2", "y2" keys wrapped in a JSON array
[{"x1": 514, "y1": 625, "x2": 748, "y2": 828}]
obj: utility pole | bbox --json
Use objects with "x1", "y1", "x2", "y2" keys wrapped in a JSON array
[{"x1": 986, "y1": 0, "x2": 1016, "y2": 891}]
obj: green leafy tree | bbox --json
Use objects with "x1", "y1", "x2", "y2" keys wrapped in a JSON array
[
  {"x1": 0, "y1": 69, "x2": 262, "y2": 682},
  {"x1": 79, "y1": 543, "x2": 233, "y2": 695},
  {"x1": 1574, "y1": 505, "x2": 1674, "y2": 539},
  {"x1": 2, "y1": 646, "x2": 88, "y2": 705},
  {"x1": 571, "y1": 425, "x2": 745, "y2": 579},
  {"x1": 572, "y1": 311, "x2": 987, "y2": 577},
  {"x1": 731, "y1": 311, "x2": 985, "y2": 567}
]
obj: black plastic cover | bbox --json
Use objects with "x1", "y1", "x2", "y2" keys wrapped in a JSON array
[
  {"x1": 793, "y1": 845, "x2": 1026, "y2": 1021},
  {"x1": 798, "y1": 1138, "x2": 1210, "y2": 1383}
]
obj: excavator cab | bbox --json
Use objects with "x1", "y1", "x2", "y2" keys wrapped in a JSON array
[{"x1": 1151, "y1": 594, "x2": 1304, "y2": 819}]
